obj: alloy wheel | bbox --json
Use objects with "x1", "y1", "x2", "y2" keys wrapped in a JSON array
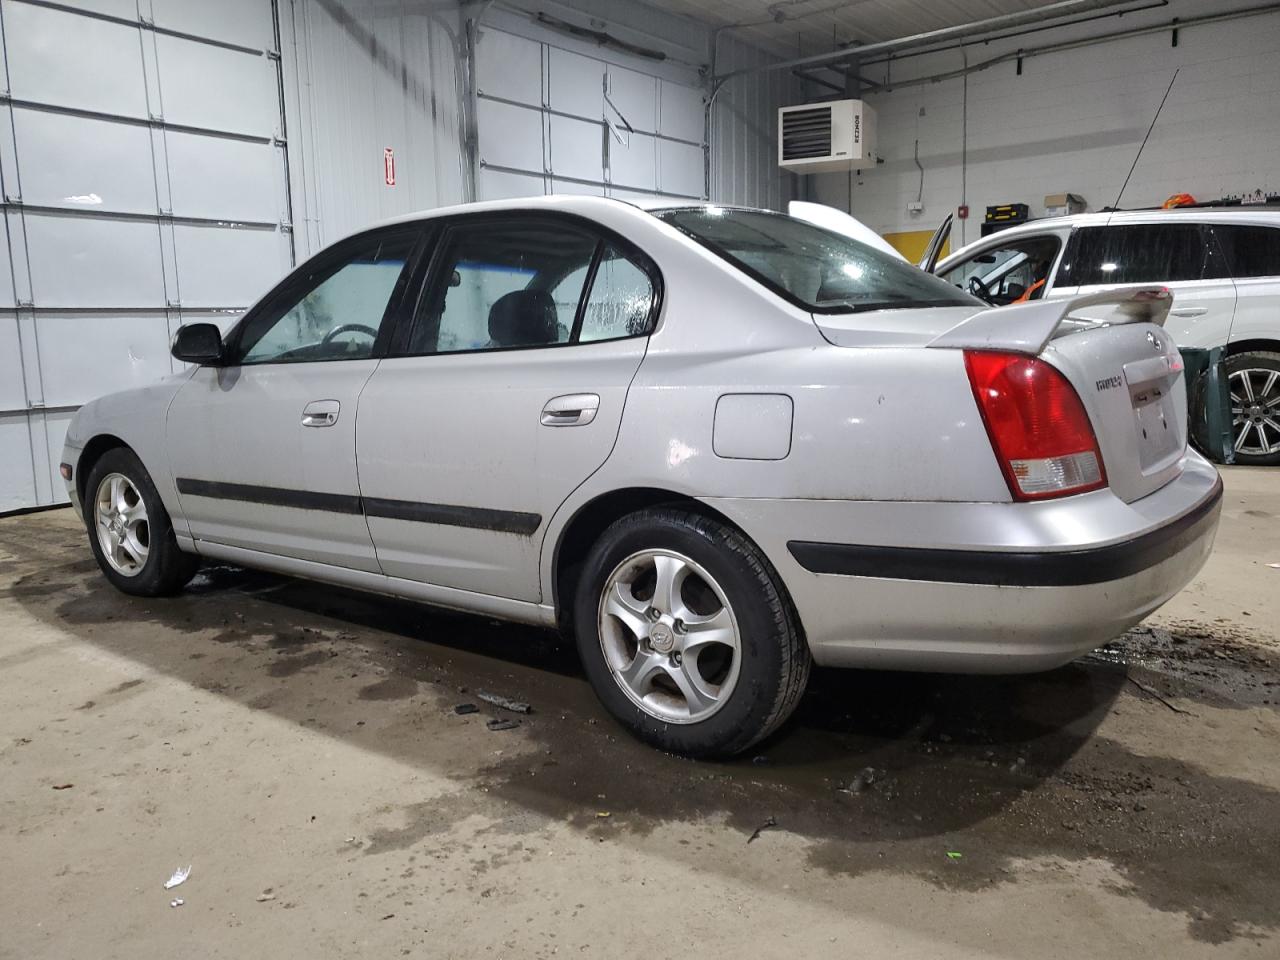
[
  {"x1": 94, "y1": 473, "x2": 150, "y2": 577},
  {"x1": 1230, "y1": 367, "x2": 1280, "y2": 456},
  {"x1": 597, "y1": 549, "x2": 741, "y2": 724}
]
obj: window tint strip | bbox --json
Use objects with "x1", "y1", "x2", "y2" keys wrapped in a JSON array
[{"x1": 175, "y1": 478, "x2": 541, "y2": 536}]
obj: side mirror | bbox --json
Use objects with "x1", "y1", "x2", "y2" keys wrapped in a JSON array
[{"x1": 171, "y1": 323, "x2": 224, "y2": 365}]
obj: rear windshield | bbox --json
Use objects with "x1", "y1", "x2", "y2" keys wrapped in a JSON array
[{"x1": 657, "y1": 207, "x2": 980, "y2": 314}]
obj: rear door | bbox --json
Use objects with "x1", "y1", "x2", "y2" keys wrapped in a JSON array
[
  {"x1": 1052, "y1": 222, "x2": 1236, "y2": 349},
  {"x1": 355, "y1": 213, "x2": 660, "y2": 601},
  {"x1": 1206, "y1": 221, "x2": 1280, "y2": 347}
]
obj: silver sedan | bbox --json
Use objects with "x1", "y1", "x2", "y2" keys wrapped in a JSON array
[{"x1": 61, "y1": 197, "x2": 1222, "y2": 757}]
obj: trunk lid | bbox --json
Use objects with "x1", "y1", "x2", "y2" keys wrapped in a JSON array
[
  {"x1": 928, "y1": 287, "x2": 1185, "y2": 503},
  {"x1": 813, "y1": 288, "x2": 1187, "y2": 503}
]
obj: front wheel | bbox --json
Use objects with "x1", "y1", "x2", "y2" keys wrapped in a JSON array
[
  {"x1": 573, "y1": 507, "x2": 810, "y2": 759},
  {"x1": 84, "y1": 447, "x2": 199, "y2": 596}
]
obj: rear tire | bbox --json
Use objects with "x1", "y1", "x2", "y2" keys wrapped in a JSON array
[
  {"x1": 573, "y1": 507, "x2": 810, "y2": 759},
  {"x1": 84, "y1": 447, "x2": 199, "y2": 597},
  {"x1": 1195, "y1": 351, "x2": 1280, "y2": 465}
]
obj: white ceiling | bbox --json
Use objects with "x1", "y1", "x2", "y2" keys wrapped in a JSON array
[{"x1": 642, "y1": 0, "x2": 1124, "y2": 59}]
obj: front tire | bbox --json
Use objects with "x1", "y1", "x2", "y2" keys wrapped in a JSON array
[
  {"x1": 84, "y1": 447, "x2": 199, "y2": 597},
  {"x1": 573, "y1": 507, "x2": 810, "y2": 759}
]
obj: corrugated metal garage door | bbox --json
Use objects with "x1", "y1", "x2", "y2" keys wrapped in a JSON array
[
  {"x1": 475, "y1": 27, "x2": 706, "y2": 204},
  {"x1": 0, "y1": 0, "x2": 291, "y2": 512}
]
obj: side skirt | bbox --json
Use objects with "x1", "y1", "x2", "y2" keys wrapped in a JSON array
[{"x1": 193, "y1": 539, "x2": 558, "y2": 629}]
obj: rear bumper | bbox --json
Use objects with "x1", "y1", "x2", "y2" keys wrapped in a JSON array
[{"x1": 703, "y1": 452, "x2": 1222, "y2": 673}]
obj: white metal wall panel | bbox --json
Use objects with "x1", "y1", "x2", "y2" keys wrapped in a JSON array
[
  {"x1": 476, "y1": 28, "x2": 704, "y2": 203},
  {"x1": 606, "y1": 65, "x2": 657, "y2": 133},
  {"x1": 154, "y1": 37, "x2": 278, "y2": 137},
  {"x1": 608, "y1": 132, "x2": 657, "y2": 191},
  {"x1": 33, "y1": 314, "x2": 173, "y2": 407},
  {"x1": 548, "y1": 46, "x2": 604, "y2": 120},
  {"x1": 24, "y1": 215, "x2": 166, "y2": 308},
  {"x1": 0, "y1": 0, "x2": 290, "y2": 510},
  {"x1": 478, "y1": 98, "x2": 545, "y2": 172},
  {"x1": 0, "y1": 418, "x2": 36, "y2": 512},
  {"x1": 549, "y1": 114, "x2": 603, "y2": 182},
  {"x1": 165, "y1": 133, "x2": 282, "y2": 222},
  {"x1": 170, "y1": 225, "x2": 287, "y2": 308},
  {"x1": 150, "y1": 0, "x2": 275, "y2": 50},
  {"x1": 11, "y1": 109, "x2": 157, "y2": 214},
  {"x1": 0, "y1": 317, "x2": 24, "y2": 409},
  {"x1": 479, "y1": 168, "x2": 545, "y2": 201},
  {"x1": 3, "y1": 2, "x2": 148, "y2": 118},
  {"x1": 658, "y1": 138, "x2": 704, "y2": 197},
  {"x1": 659, "y1": 79, "x2": 704, "y2": 143},
  {"x1": 476, "y1": 29, "x2": 543, "y2": 106}
]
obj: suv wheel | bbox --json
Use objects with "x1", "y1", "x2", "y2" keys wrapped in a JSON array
[
  {"x1": 84, "y1": 447, "x2": 200, "y2": 596},
  {"x1": 574, "y1": 507, "x2": 810, "y2": 759},
  {"x1": 1226, "y1": 351, "x2": 1280, "y2": 465}
]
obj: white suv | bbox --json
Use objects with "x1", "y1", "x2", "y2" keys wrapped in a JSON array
[{"x1": 934, "y1": 208, "x2": 1280, "y2": 464}]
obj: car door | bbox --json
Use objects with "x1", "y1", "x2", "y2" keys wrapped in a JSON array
[
  {"x1": 166, "y1": 224, "x2": 427, "y2": 571},
  {"x1": 355, "y1": 213, "x2": 660, "y2": 602},
  {"x1": 1206, "y1": 221, "x2": 1280, "y2": 347},
  {"x1": 935, "y1": 228, "x2": 1066, "y2": 305},
  {"x1": 1051, "y1": 222, "x2": 1236, "y2": 348}
]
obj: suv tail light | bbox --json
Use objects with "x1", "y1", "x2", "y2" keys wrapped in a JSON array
[{"x1": 964, "y1": 350, "x2": 1107, "y2": 501}]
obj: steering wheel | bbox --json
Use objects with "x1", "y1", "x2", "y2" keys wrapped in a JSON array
[
  {"x1": 321, "y1": 323, "x2": 378, "y2": 345},
  {"x1": 968, "y1": 275, "x2": 995, "y2": 304}
]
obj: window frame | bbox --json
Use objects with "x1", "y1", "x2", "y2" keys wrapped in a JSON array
[
  {"x1": 220, "y1": 223, "x2": 434, "y2": 367},
  {"x1": 387, "y1": 210, "x2": 664, "y2": 359}
]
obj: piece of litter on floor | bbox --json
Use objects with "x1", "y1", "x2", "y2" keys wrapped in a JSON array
[
  {"x1": 51, "y1": 783, "x2": 74, "y2": 790},
  {"x1": 170, "y1": 898, "x2": 184, "y2": 908},
  {"x1": 747, "y1": 815, "x2": 777, "y2": 844},
  {"x1": 345, "y1": 837, "x2": 356, "y2": 843},
  {"x1": 163, "y1": 865, "x2": 192, "y2": 889},
  {"x1": 380, "y1": 913, "x2": 395, "y2": 921},
  {"x1": 596, "y1": 811, "x2": 611, "y2": 818},
  {"x1": 1269, "y1": 563, "x2": 1280, "y2": 569},
  {"x1": 486, "y1": 717, "x2": 520, "y2": 731},
  {"x1": 946, "y1": 851, "x2": 963, "y2": 860},
  {"x1": 453, "y1": 703, "x2": 479, "y2": 715},
  {"x1": 256, "y1": 893, "x2": 275, "y2": 902},
  {"x1": 476, "y1": 691, "x2": 532, "y2": 714}
]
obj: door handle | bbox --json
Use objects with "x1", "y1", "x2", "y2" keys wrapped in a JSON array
[
  {"x1": 1169, "y1": 306, "x2": 1208, "y2": 318},
  {"x1": 301, "y1": 399, "x2": 340, "y2": 427},
  {"x1": 541, "y1": 393, "x2": 600, "y2": 427}
]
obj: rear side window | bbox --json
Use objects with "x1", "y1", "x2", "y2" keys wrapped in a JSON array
[
  {"x1": 579, "y1": 245, "x2": 655, "y2": 342},
  {"x1": 1210, "y1": 224, "x2": 1280, "y2": 279},
  {"x1": 1058, "y1": 224, "x2": 1210, "y2": 286}
]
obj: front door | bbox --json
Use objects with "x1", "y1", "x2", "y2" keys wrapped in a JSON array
[
  {"x1": 166, "y1": 225, "x2": 424, "y2": 571},
  {"x1": 356, "y1": 214, "x2": 660, "y2": 601}
]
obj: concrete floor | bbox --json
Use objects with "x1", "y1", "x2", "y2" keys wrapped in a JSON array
[{"x1": 1, "y1": 468, "x2": 1278, "y2": 959}]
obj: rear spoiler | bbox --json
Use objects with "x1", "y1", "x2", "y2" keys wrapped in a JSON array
[{"x1": 928, "y1": 287, "x2": 1172, "y2": 355}]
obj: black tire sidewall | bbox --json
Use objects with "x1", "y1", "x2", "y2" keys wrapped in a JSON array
[
  {"x1": 84, "y1": 448, "x2": 191, "y2": 596},
  {"x1": 573, "y1": 509, "x2": 796, "y2": 758}
]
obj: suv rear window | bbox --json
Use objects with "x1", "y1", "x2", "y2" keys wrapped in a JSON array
[
  {"x1": 1210, "y1": 224, "x2": 1280, "y2": 279},
  {"x1": 1058, "y1": 224, "x2": 1212, "y2": 286},
  {"x1": 657, "y1": 207, "x2": 979, "y2": 314}
]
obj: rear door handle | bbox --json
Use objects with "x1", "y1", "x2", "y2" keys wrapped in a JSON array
[
  {"x1": 541, "y1": 393, "x2": 600, "y2": 427},
  {"x1": 1170, "y1": 306, "x2": 1208, "y2": 318},
  {"x1": 301, "y1": 399, "x2": 340, "y2": 427}
]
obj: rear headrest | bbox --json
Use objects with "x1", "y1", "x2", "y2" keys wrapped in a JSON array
[{"x1": 488, "y1": 289, "x2": 559, "y2": 347}]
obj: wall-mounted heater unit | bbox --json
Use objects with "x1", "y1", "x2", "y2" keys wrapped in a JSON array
[{"x1": 778, "y1": 99, "x2": 876, "y2": 174}]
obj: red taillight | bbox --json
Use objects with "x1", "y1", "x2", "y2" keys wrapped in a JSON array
[{"x1": 964, "y1": 350, "x2": 1107, "y2": 501}]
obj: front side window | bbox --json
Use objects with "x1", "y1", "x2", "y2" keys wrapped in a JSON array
[
  {"x1": 406, "y1": 220, "x2": 658, "y2": 354},
  {"x1": 234, "y1": 231, "x2": 416, "y2": 364},
  {"x1": 1058, "y1": 224, "x2": 1209, "y2": 287},
  {"x1": 938, "y1": 235, "x2": 1061, "y2": 305},
  {"x1": 657, "y1": 207, "x2": 978, "y2": 314}
]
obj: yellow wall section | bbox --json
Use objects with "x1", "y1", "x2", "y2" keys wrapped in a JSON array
[{"x1": 882, "y1": 230, "x2": 951, "y2": 264}]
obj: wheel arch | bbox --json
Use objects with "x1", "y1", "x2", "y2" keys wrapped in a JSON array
[
  {"x1": 1225, "y1": 338, "x2": 1280, "y2": 358},
  {"x1": 76, "y1": 434, "x2": 131, "y2": 505},
  {"x1": 550, "y1": 486, "x2": 753, "y2": 633}
]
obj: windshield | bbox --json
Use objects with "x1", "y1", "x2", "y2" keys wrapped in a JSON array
[{"x1": 657, "y1": 207, "x2": 981, "y2": 314}]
